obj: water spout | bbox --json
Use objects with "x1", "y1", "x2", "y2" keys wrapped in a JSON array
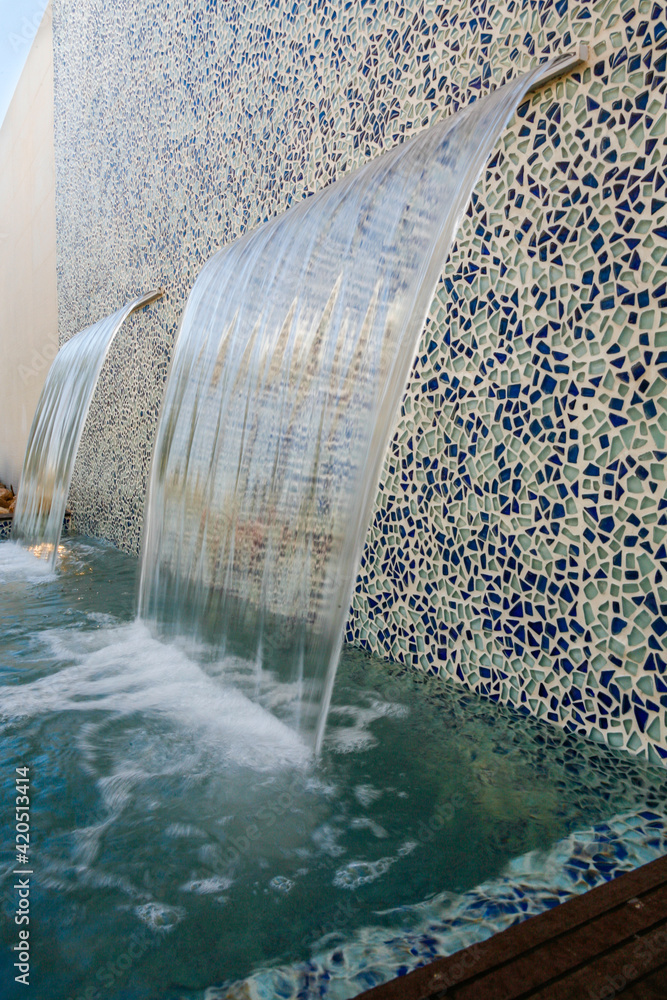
[
  {"x1": 13, "y1": 290, "x2": 163, "y2": 564},
  {"x1": 139, "y1": 55, "x2": 584, "y2": 751}
]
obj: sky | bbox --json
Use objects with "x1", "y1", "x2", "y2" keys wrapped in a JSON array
[{"x1": 0, "y1": 0, "x2": 48, "y2": 127}]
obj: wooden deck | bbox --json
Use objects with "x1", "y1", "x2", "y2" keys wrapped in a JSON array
[{"x1": 358, "y1": 854, "x2": 667, "y2": 999}]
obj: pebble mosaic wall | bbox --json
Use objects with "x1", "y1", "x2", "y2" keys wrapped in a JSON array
[{"x1": 51, "y1": 0, "x2": 667, "y2": 761}]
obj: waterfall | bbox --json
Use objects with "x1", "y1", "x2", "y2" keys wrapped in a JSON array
[
  {"x1": 138, "y1": 57, "x2": 576, "y2": 751},
  {"x1": 13, "y1": 291, "x2": 162, "y2": 564}
]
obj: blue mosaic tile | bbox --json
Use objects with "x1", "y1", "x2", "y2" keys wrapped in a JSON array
[{"x1": 214, "y1": 810, "x2": 667, "y2": 999}]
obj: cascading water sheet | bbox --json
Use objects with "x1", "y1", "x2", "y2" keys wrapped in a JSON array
[
  {"x1": 140, "y1": 57, "x2": 576, "y2": 750},
  {"x1": 13, "y1": 291, "x2": 162, "y2": 565}
]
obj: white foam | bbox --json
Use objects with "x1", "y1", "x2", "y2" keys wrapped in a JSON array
[
  {"x1": 333, "y1": 855, "x2": 398, "y2": 890},
  {"x1": 181, "y1": 876, "x2": 233, "y2": 894},
  {"x1": 312, "y1": 823, "x2": 345, "y2": 857},
  {"x1": 0, "y1": 541, "x2": 56, "y2": 582},
  {"x1": 135, "y1": 901, "x2": 185, "y2": 932},
  {"x1": 354, "y1": 784, "x2": 383, "y2": 807},
  {"x1": 269, "y1": 875, "x2": 294, "y2": 893},
  {"x1": 326, "y1": 700, "x2": 409, "y2": 754},
  {"x1": 0, "y1": 619, "x2": 310, "y2": 771},
  {"x1": 86, "y1": 611, "x2": 119, "y2": 626},
  {"x1": 166, "y1": 823, "x2": 208, "y2": 839},
  {"x1": 350, "y1": 817, "x2": 388, "y2": 839}
]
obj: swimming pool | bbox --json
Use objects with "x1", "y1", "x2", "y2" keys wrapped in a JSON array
[{"x1": 1, "y1": 536, "x2": 665, "y2": 1000}]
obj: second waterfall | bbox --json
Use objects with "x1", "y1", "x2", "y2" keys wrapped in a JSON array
[{"x1": 139, "y1": 61, "x2": 566, "y2": 750}]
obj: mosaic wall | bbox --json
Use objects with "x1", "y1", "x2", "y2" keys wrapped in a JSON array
[{"x1": 51, "y1": 0, "x2": 667, "y2": 762}]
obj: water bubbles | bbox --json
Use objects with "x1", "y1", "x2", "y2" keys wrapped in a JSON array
[
  {"x1": 269, "y1": 875, "x2": 294, "y2": 893},
  {"x1": 181, "y1": 876, "x2": 233, "y2": 894},
  {"x1": 135, "y1": 901, "x2": 185, "y2": 932},
  {"x1": 354, "y1": 784, "x2": 382, "y2": 808},
  {"x1": 350, "y1": 817, "x2": 388, "y2": 839},
  {"x1": 327, "y1": 701, "x2": 409, "y2": 754},
  {"x1": 165, "y1": 823, "x2": 208, "y2": 839},
  {"x1": 397, "y1": 841, "x2": 418, "y2": 857},
  {"x1": 312, "y1": 824, "x2": 345, "y2": 857},
  {"x1": 333, "y1": 856, "x2": 397, "y2": 890}
]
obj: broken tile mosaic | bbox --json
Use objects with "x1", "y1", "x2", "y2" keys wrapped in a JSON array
[{"x1": 50, "y1": 0, "x2": 667, "y2": 760}]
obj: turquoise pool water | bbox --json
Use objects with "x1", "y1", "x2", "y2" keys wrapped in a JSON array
[{"x1": 1, "y1": 536, "x2": 665, "y2": 1000}]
